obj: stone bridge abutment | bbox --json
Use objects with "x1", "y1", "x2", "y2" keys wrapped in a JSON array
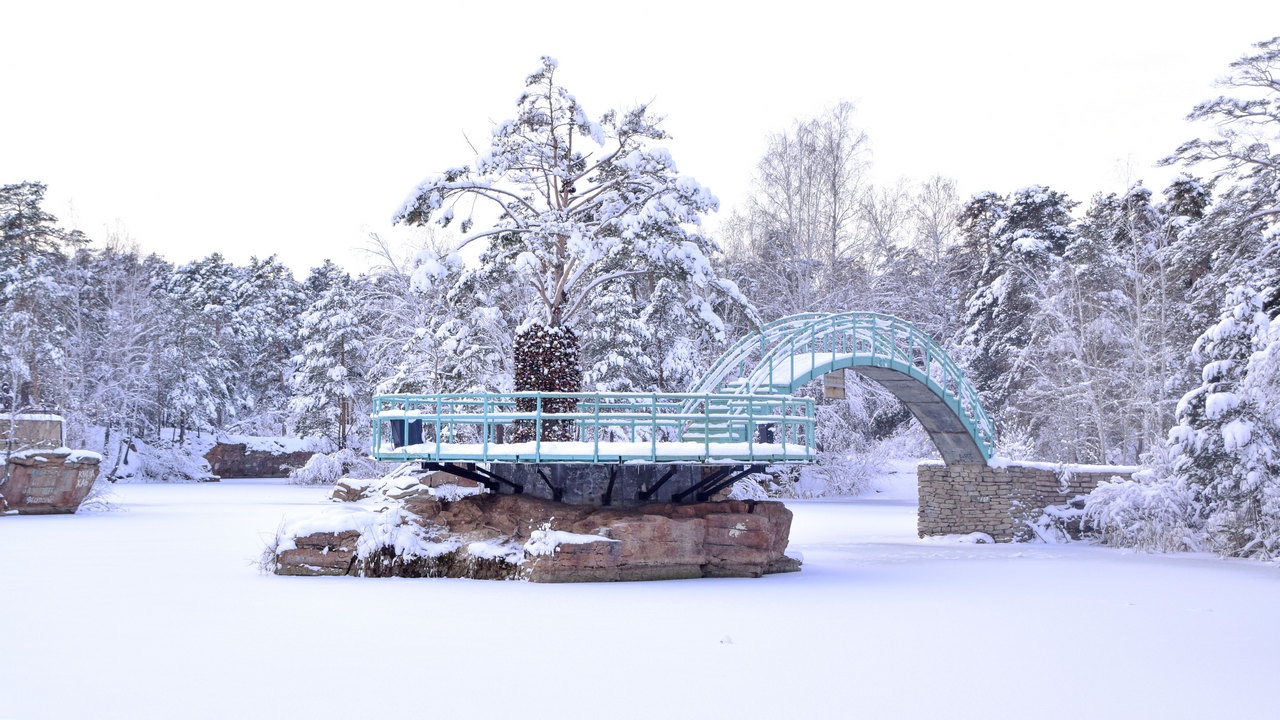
[{"x1": 917, "y1": 461, "x2": 1137, "y2": 542}]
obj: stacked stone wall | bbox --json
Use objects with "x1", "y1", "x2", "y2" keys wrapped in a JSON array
[{"x1": 918, "y1": 462, "x2": 1135, "y2": 542}]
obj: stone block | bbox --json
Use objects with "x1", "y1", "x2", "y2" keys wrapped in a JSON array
[{"x1": 1, "y1": 450, "x2": 101, "y2": 514}]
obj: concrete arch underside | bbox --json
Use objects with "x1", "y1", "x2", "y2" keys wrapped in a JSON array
[
  {"x1": 779, "y1": 356, "x2": 989, "y2": 465},
  {"x1": 848, "y1": 365, "x2": 988, "y2": 465}
]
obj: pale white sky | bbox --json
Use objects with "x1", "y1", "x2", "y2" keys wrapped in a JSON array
[{"x1": 2, "y1": 0, "x2": 1276, "y2": 276}]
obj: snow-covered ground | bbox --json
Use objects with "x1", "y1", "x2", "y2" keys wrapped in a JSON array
[{"x1": 3, "y1": 461, "x2": 1277, "y2": 719}]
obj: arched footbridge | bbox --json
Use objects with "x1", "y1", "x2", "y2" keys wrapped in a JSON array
[
  {"x1": 371, "y1": 312, "x2": 994, "y2": 467},
  {"x1": 684, "y1": 312, "x2": 995, "y2": 464}
]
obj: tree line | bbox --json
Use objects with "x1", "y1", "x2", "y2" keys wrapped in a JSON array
[{"x1": 3, "y1": 39, "x2": 1277, "y2": 557}]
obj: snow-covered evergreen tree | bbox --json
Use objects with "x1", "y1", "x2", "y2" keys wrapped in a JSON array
[
  {"x1": 579, "y1": 281, "x2": 653, "y2": 393},
  {"x1": 957, "y1": 185, "x2": 1077, "y2": 432},
  {"x1": 152, "y1": 258, "x2": 228, "y2": 442},
  {"x1": 1086, "y1": 40, "x2": 1280, "y2": 555},
  {"x1": 228, "y1": 255, "x2": 306, "y2": 434},
  {"x1": 0, "y1": 182, "x2": 86, "y2": 413},
  {"x1": 394, "y1": 57, "x2": 750, "y2": 413},
  {"x1": 1168, "y1": 287, "x2": 1280, "y2": 557},
  {"x1": 1161, "y1": 36, "x2": 1280, "y2": 321},
  {"x1": 642, "y1": 277, "x2": 711, "y2": 394},
  {"x1": 289, "y1": 262, "x2": 370, "y2": 449}
]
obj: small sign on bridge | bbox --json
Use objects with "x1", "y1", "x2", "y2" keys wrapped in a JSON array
[{"x1": 822, "y1": 371, "x2": 845, "y2": 400}]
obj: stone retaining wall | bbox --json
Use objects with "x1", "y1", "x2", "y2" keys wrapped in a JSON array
[{"x1": 917, "y1": 461, "x2": 1136, "y2": 542}]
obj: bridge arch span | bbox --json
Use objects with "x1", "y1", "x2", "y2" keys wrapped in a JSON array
[{"x1": 689, "y1": 312, "x2": 995, "y2": 464}]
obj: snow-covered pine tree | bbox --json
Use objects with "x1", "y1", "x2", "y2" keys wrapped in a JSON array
[
  {"x1": 0, "y1": 182, "x2": 86, "y2": 414},
  {"x1": 229, "y1": 255, "x2": 306, "y2": 434},
  {"x1": 289, "y1": 262, "x2": 370, "y2": 449},
  {"x1": 957, "y1": 186, "x2": 1077, "y2": 433},
  {"x1": 1170, "y1": 287, "x2": 1279, "y2": 557},
  {"x1": 1161, "y1": 36, "x2": 1280, "y2": 321},
  {"x1": 394, "y1": 57, "x2": 749, "y2": 436},
  {"x1": 153, "y1": 257, "x2": 232, "y2": 442},
  {"x1": 579, "y1": 280, "x2": 653, "y2": 394},
  {"x1": 1235, "y1": 301, "x2": 1280, "y2": 557},
  {"x1": 1144, "y1": 36, "x2": 1280, "y2": 557},
  {"x1": 643, "y1": 276, "x2": 723, "y2": 394}
]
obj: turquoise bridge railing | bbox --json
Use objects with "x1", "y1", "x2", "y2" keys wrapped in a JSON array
[
  {"x1": 370, "y1": 313, "x2": 994, "y2": 467},
  {"x1": 371, "y1": 391, "x2": 816, "y2": 464}
]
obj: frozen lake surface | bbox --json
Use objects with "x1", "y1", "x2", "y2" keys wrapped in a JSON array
[{"x1": 3, "y1": 466, "x2": 1277, "y2": 719}]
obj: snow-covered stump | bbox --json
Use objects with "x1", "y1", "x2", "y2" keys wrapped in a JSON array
[
  {"x1": 265, "y1": 476, "x2": 800, "y2": 582},
  {"x1": 1, "y1": 449, "x2": 103, "y2": 515},
  {"x1": 917, "y1": 461, "x2": 1138, "y2": 542}
]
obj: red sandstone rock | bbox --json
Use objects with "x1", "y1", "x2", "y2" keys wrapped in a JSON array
[
  {"x1": 203, "y1": 443, "x2": 314, "y2": 479},
  {"x1": 273, "y1": 492, "x2": 799, "y2": 582},
  {"x1": 1, "y1": 450, "x2": 101, "y2": 515},
  {"x1": 274, "y1": 530, "x2": 359, "y2": 576},
  {"x1": 527, "y1": 540, "x2": 621, "y2": 582},
  {"x1": 705, "y1": 512, "x2": 775, "y2": 550}
]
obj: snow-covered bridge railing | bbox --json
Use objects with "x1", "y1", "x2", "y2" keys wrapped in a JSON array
[
  {"x1": 689, "y1": 312, "x2": 996, "y2": 464},
  {"x1": 371, "y1": 391, "x2": 816, "y2": 464}
]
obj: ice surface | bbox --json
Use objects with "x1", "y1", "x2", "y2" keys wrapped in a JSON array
[{"x1": 1, "y1": 473, "x2": 1277, "y2": 719}]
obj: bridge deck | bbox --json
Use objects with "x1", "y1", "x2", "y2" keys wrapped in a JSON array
[{"x1": 374, "y1": 440, "x2": 813, "y2": 464}]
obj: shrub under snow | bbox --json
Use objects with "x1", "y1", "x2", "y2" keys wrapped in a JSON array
[
  {"x1": 105, "y1": 436, "x2": 217, "y2": 483},
  {"x1": 1083, "y1": 469, "x2": 1204, "y2": 553},
  {"x1": 288, "y1": 448, "x2": 383, "y2": 485}
]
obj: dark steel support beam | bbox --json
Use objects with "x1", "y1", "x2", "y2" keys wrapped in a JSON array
[
  {"x1": 536, "y1": 468, "x2": 563, "y2": 502},
  {"x1": 600, "y1": 466, "x2": 618, "y2": 506},
  {"x1": 696, "y1": 464, "x2": 766, "y2": 502},
  {"x1": 637, "y1": 466, "x2": 681, "y2": 501},
  {"x1": 671, "y1": 466, "x2": 738, "y2": 503},
  {"x1": 422, "y1": 462, "x2": 523, "y2": 494}
]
